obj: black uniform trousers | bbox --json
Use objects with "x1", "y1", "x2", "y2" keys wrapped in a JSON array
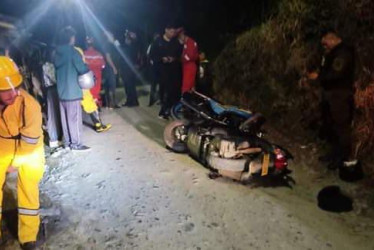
[
  {"x1": 322, "y1": 88, "x2": 354, "y2": 161},
  {"x1": 122, "y1": 69, "x2": 139, "y2": 106}
]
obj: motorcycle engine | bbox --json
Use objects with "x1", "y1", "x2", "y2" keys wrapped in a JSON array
[
  {"x1": 210, "y1": 137, "x2": 249, "y2": 159},
  {"x1": 217, "y1": 139, "x2": 239, "y2": 159},
  {"x1": 187, "y1": 127, "x2": 209, "y2": 161},
  {"x1": 186, "y1": 127, "x2": 234, "y2": 163}
]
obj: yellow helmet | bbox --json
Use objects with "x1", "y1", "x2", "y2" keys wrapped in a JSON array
[{"x1": 0, "y1": 56, "x2": 23, "y2": 91}]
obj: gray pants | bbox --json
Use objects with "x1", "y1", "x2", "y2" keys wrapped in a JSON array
[
  {"x1": 59, "y1": 100, "x2": 83, "y2": 148},
  {"x1": 47, "y1": 87, "x2": 62, "y2": 144}
]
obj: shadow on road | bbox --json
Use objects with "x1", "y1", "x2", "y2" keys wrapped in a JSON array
[{"x1": 114, "y1": 85, "x2": 168, "y2": 147}]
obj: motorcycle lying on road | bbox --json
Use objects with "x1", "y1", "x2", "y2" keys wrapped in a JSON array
[{"x1": 164, "y1": 90, "x2": 293, "y2": 183}]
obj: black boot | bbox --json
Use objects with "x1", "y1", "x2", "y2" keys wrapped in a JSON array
[
  {"x1": 20, "y1": 223, "x2": 46, "y2": 250},
  {"x1": 339, "y1": 161, "x2": 364, "y2": 182},
  {"x1": 90, "y1": 111, "x2": 101, "y2": 124},
  {"x1": 90, "y1": 111, "x2": 112, "y2": 133}
]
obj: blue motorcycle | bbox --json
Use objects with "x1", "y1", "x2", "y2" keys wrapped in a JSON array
[{"x1": 164, "y1": 90, "x2": 293, "y2": 183}]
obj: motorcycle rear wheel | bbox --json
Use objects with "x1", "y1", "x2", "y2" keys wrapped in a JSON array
[{"x1": 164, "y1": 120, "x2": 189, "y2": 153}]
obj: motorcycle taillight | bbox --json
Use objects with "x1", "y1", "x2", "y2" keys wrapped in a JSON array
[{"x1": 274, "y1": 151, "x2": 288, "y2": 170}]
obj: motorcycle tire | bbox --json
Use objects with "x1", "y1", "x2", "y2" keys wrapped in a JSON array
[
  {"x1": 207, "y1": 155, "x2": 248, "y2": 172},
  {"x1": 164, "y1": 120, "x2": 189, "y2": 153}
]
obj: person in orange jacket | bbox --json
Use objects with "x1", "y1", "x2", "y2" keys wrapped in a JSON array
[
  {"x1": 84, "y1": 36, "x2": 106, "y2": 107},
  {"x1": 0, "y1": 56, "x2": 45, "y2": 249},
  {"x1": 178, "y1": 28, "x2": 199, "y2": 93}
]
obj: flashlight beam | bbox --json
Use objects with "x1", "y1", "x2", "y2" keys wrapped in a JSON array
[
  {"x1": 11, "y1": 0, "x2": 54, "y2": 47},
  {"x1": 76, "y1": 0, "x2": 147, "y2": 85}
]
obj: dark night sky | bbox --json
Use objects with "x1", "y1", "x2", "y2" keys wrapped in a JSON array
[{"x1": 0, "y1": 0, "x2": 278, "y2": 56}]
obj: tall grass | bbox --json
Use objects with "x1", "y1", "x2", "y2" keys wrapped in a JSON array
[{"x1": 213, "y1": 0, "x2": 374, "y2": 160}]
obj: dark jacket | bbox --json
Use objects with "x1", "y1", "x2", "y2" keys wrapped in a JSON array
[
  {"x1": 121, "y1": 42, "x2": 139, "y2": 74},
  {"x1": 54, "y1": 45, "x2": 89, "y2": 101},
  {"x1": 319, "y1": 43, "x2": 355, "y2": 91},
  {"x1": 150, "y1": 36, "x2": 183, "y2": 83}
]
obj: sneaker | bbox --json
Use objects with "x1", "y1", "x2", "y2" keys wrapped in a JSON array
[
  {"x1": 71, "y1": 145, "x2": 91, "y2": 152},
  {"x1": 95, "y1": 124, "x2": 112, "y2": 133},
  {"x1": 50, "y1": 146, "x2": 64, "y2": 157},
  {"x1": 49, "y1": 141, "x2": 59, "y2": 148}
]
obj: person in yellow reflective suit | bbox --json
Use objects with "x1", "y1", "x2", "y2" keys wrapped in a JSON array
[
  {"x1": 76, "y1": 47, "x2": 112, "y2": 133},
  {"x1": 0, "y1": 56, "x2": 45, "y2": 249}
]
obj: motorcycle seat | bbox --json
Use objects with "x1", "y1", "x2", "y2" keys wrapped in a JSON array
[{"x1": 208, "y1": 100, "x2": 253, "y2": 119}]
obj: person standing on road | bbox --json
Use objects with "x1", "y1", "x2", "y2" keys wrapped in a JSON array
[
  {"x1": 308, "y1": 30, "x2": 363, "y2": 181},
  {"x1": 76, "y1": 47, "x2": 112, "y2": 133},
  {"x1": 54, "y1": 26, "x2": 91, "y2": 151},
  {"x1": 178, "y1": 28, "x2": 199, "y2": 93},
  {"x1": 42, "y1": 49, "x2": 63, "y2": 150},
  {"x1": 151, "y1": 23, "x2": 183, "y2": 119},
  {"x1": 147, "y1": 33, "x2": 161, "y2": 106},
  {"x1": 84, "y1": 36, "x2": 106, "y2": 107},
  {"x1": 103, "y1": 31, "x2": 121, "y2": 109},
  {"x1": 196, "y1": 52, "x2": 213, "y2": 96},
  {"x1": 121, "y1": 31, "x2": 139, "y2": 107},
  {"x1": 0, "y1": 56, "x2": 45, "y2": 249}
]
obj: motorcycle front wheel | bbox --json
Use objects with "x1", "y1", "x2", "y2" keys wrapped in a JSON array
[{"x1": 164, "y1": 120, "x2": 189, "y2": 153}]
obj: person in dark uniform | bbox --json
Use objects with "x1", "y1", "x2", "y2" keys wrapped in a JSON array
[
  {"x1": 308, "y1": 30, "x2": 363, "y2": 181},
  {"x1": 121, "y1": 31, "x2": 139, "y2": 107},
  {"x1": 147, "y1": 33, "x2": 161, "y2": 106},
  {"x1": 196, "y1": 52, "x2": 213, "y2": 96},
  {"x1": 151, "y1": 24, "x2": 183, "y2": 119}
]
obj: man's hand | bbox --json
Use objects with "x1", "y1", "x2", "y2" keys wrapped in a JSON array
[
  {"x1": 308, "y1": 72, "x2": 319, "y2": 80},
  {"x1": 113, "y1": 67, "x2": 118, "y2": 75},
  {"x1": 162, "y1": 57, "x2": 169, "y2": 63}
]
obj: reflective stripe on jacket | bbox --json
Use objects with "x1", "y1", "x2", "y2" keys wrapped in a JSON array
[{"x1": 0, "y1": 89, "x2": 44, "y2": 168}]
